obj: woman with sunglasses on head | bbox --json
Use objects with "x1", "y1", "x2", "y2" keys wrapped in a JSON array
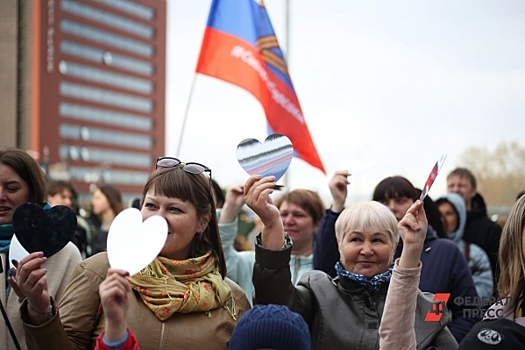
[{"x1": 16, "y1": 157, "x2": 251, "y2": 350}]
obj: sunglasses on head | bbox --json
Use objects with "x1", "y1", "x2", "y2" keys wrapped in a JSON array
[{"x1": 156, "y1": 157, "x2": 212, "y2": 179}]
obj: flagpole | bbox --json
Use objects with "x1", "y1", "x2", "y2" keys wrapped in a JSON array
[
  {"x1": 176, "y1": 74, "x2": 198, "y2": 157},
  {"x1": 283, "y1": 0, "x2": 291, "y2": 188}
]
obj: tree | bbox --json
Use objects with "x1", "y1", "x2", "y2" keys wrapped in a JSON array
[{"x1": 458, "y1": 141, "x2": 525, "y2": 206}]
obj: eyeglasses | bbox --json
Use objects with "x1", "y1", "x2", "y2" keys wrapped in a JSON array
[{"x1": 156, "y1": 157, "x2": 212, "y2": 179}]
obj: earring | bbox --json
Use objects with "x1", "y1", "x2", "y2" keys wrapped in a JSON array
[{"x1": 197, "y1": 231, "x2": 203, "y2": 240}]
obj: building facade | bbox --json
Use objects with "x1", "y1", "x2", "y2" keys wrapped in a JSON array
[{"x1": 0, "y1": 0, "x2": 166, "y2": 201}]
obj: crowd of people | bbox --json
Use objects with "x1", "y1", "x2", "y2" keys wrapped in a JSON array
[{"x1": 1, "y1": 145, "x2": 522, "y2": 350}]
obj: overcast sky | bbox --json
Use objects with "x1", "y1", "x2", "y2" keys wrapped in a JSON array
[{"x1": 165, "y1": 0, "x2": 525, "y2": 204}]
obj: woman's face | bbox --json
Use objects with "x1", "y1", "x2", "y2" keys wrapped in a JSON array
[
  {"x1": 378, "y1": 197, "x2": 414, "y2": 221},
  {"x1": 0, "y1": 164, "x2": 30, "y2": 225},
  {"x1": 338, "y1": 228, "x2": 395, "y2": 279},
  {"x1": 141, "y1": 191, "x2": 209, "y2": 260},
  {"x1": 91, "y1": 189, "x2": 110, "y2": 216},
  {"x1": 438, "y1": 201, "x2": 458, "y2": 234},
  {"x1": 279, "y1": 201, "x2": 318, "y2": 250}
]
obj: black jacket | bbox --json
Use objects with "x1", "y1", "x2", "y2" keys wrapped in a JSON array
[{"x1": 463, "y1": 193, "x2": 501, "y2": 293}]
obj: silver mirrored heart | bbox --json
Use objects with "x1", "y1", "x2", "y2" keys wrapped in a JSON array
[{"x1": 236, "y1": 134, "x2": 293, "y2": 181}]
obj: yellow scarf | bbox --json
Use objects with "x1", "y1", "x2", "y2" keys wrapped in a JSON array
[{"x1": 128, "y1": 251, "x2": 232, "y2": 321}]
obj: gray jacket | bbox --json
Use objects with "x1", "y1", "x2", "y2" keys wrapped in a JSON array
[{"x1": 253, "y1": 243, "x2": 458, "y2": 350}]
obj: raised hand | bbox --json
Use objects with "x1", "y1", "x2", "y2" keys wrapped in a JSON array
[
  {"x1": 99, "y1": 269, "x2": 131, "y2": 342},
  {"x1": 397, "y1": 200, "x2": 427, "y2": 268},
  {"x1": 243, "y1": 175, "x2": 284, "y2": 250},
  {"x1": 219, "y1": 184, "x2": 245, "y2": 224},
  {"x1": 329, "y1": 170, "x2": 351, "y2": 213},
  {"x1": 10, "y1": 252, "x2": 52, "y2": 324}
]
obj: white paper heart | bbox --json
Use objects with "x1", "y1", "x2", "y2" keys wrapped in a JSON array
[
  {"x1": 9, "y1": 234, "x2": 29, "y2": 270},
  {"x1": 107, "y1": 208, "x2": 168, "y2": 276},
  {"x1": 236, "y1": 134, "x2": 293, "y2": 181}
]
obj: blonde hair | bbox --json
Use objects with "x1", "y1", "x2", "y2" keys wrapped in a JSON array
[
  {"x1": 498, "y1": 195, "x2": 525, "y2": 299},
  {"x1": 335, "y1": 201, "x2": 399, "y2": 245}
]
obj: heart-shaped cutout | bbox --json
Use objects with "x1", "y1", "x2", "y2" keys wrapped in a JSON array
[
  {"x1": 236, "y1": 134, "x2": 293, "y2": 181},
  {"x1": 107, "y1": 208, "x2": 167, "y2": 276},
  {"x1": 12, "y1": 203, "x2": 77, "y2": 258}
]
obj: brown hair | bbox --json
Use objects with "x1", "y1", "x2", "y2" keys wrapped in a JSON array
[
  {"x1": 274, "y1": 189, "x2": 325, "y2": 224},
  {"x1": 97, "y1": 184, "x2": 124, "y2": 216},
  {"x1": 498, "y1": 195, "x2": 525, "y2": 302},
  {"x1": 46, "y1": 179, "x2": 77, "y2": 198},
  {"x1": 140, "y1": 166, "x2": 226, "y2": 278},
  {"x1": 447, "y1": 168, "x2": 477, "y2": 188},
  {"x1": 0, "y1": 147, "x2": 45, "y2": 204}
]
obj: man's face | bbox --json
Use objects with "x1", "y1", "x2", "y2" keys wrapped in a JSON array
[{"x1": 447, "y1": 175, "x2": 476, "y2": 207}]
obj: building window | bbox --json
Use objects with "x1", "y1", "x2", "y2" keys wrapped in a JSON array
[
  {"x1": 92, "y1": 0, "x2": 155, "y2": 21},
  {"x1": 61, "y1": 1, "x2": 155, "y2": 39},
  {"x1": 60, "y1": 102, "x2": 153, "y2": 130},
  {"x1": 60, "y1": 40, "x2": 154, "y2": 76},
  {"x1": 60, "y1": 81, "x2": 154, "y2": 112},
  {"x1": 59, "y1": 123, "x2": 153, "y2": 149},
  {"x1": 59, "y1": 60, "x2": 154, "y2": 94},
  {"x1": 60, "y1": 144, "x2": 152, "y2": 168},
  {"x1": 60, "y1": 19, "x2": 154, "y2": 57},
  {"x1": 67, "y1": 165, "x2": 150, "y2": 186}
]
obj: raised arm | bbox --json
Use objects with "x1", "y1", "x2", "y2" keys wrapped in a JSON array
[
  {"x1": 313, "y1": 170, "x2": 350, "y2": 276},
  {"x1": 243, "y1": 175, "x2": 284, "y2": 250},
  {"x1": 379, "y1": 200, "x2": 427, "y2": 350},
  {"x1": 218, "y1": 184, "x2": 256, "y2": 304},
  {"x1": 245, "y1": 175, "x2": 313, "y2": 315}
]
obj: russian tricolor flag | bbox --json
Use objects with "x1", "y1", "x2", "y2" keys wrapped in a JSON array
[{"x1": 196, "y1": 0, "x2": 325, "y2": 174}]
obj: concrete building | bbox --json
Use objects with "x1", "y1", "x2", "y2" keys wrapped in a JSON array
[{"x1": 0, "y1": 0, "x2": 166, "y2": 202}]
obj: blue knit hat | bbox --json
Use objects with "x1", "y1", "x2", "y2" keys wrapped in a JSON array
[{"x1": 229, "y1": 304, "x2": 311, "y2": 350}]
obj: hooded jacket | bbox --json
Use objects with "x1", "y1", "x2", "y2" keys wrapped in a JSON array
[
  {"x1": 437, "y1": 193, "x2": 493, "y2": 298},
  {"x1": 464, "y1": 193, "x2": 501, "y2": 294}
]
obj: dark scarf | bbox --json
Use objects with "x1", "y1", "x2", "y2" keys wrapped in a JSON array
[
  {"x1": 335, "y1": 261, "x2": 393, "y2": 293},
  {"x1": 0, "y1": 223, "x2": 14, "y2": 253},
  {"x1": 0, "y1": 223, "x2": 14, "y2": 299}
]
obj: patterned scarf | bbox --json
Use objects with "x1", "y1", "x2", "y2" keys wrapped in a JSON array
[
  {"x1": 127, "y1": 251, "x2": 232, "y2": 321},
  {"x1": 335, "y1": 262, "x2": 394, "y2": 293}
]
